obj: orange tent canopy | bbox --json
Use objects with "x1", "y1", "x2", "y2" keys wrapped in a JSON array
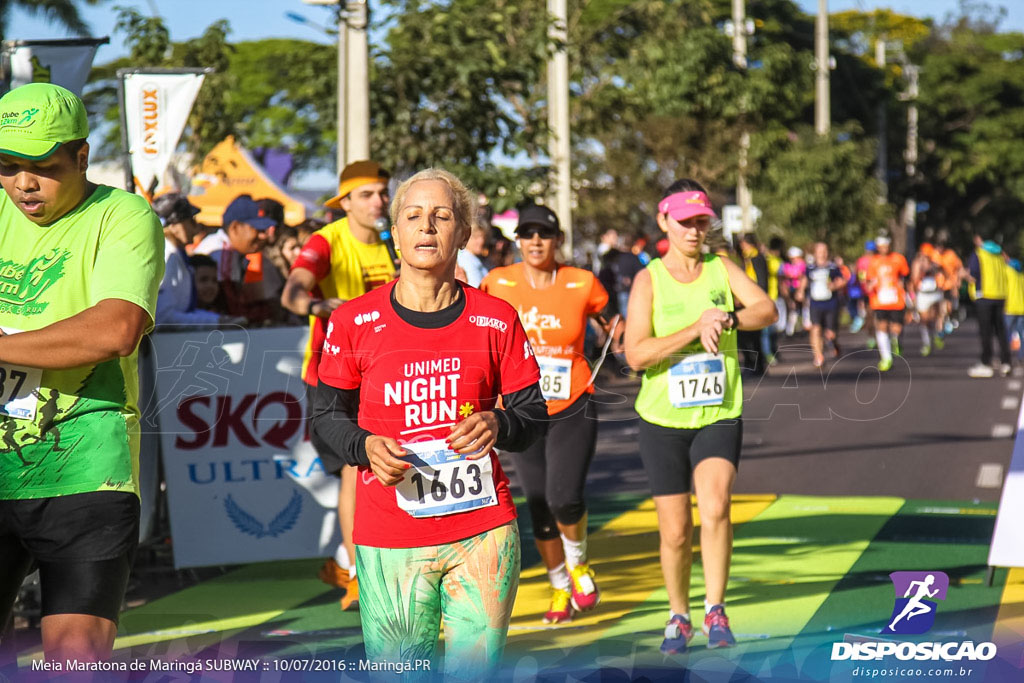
[{"x1": 188, "y1": 136, "x2": 309, "y2": 228}]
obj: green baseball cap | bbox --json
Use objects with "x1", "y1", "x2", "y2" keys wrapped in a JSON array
[{"x1": 0, "y1": 83, "x2": 89, "y2": 160}]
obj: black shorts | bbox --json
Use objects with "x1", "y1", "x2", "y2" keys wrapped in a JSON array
[
  {"x1": 0, "y1": 491, "x2": 140, "y2": 624},
  {"x1": 809, "y1": 303, "x2": 839, "y2": 331},
  {"x1": 637, "y1": 418, "x2": 743, "y2": 496},
  {"x1": 872, "y1": 308, "x2": 905, "y2": 324}
]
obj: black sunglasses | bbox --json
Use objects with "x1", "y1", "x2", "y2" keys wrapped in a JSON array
[{"x1": 517, "y1": 226, "x2": 560, "y2": 240}]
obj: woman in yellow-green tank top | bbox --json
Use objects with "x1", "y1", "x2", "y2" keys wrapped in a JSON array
[{"x1": 623, "y1": 178, "x2": 777, "y2": 655}]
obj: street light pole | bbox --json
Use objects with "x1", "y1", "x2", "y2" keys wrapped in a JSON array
[
  {"x1": 547, "y1": 0, "x2": 572, "y2": 261},
  {"x1": 732, "y1": 0, "x2": 753, "y2": 233},
  {"x1": 346, "y1": 0, "x2": 370, "y2": 161},
  {"x1": 875, "y1": 37, "x2": 888, "y2": 203},
  {"x1": 815, "y1": 0, "x2": 830, "y2": 136},
  {"x1": 336, "y1": 5, "x2": 347, "y2": 173}
]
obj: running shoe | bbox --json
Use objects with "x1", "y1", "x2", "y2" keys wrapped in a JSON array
[
  {"x1": 703, "y1": 605, "x2": 736, "y2": 649},
  {"x1": 318, "y1": 558, "x2": 350, "y2": 590},
  {"x1": 878, "y1": 358, "x2": 893, "y2": 372},
  {"x1": 934, "y1": 336, "x2": 945, "y2": 351},
  {"x1": 543, "y1": 588, "x2": 574, "y2": 624},
  {"x1": 866, "y1": 337, "x2": 877, "y2": 350},
  {"x1": 340, "y1": 575, "x2": 359, "y2": 611},
  {"x1": 568, "y1": 563, "x2": 601, "y2": 612},
  {"x1": 968, "y1": 363, "x2": 994, "y2": 378},
  {"x1": 1000, "y1": 363, "x2": 1012, "y2": 377},
  {"x1": 660, "y1": 614, "x2": 695, "y2": 655},
  {"x1": 893, "y1": 340, "x2": 902, "y2": 356},
  {"x1": 850, "y1": 316, "x2": 864, "y2": 333},
  {"x1": 944, "y1": 321, "x2": 954, "y2": 335},
  {"x1": 921, "y1": 345, "x2": 931, "y2": 357}
]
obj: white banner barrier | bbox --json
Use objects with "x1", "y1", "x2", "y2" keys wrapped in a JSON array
[
  {"x1": 988, "y1": 385, "x2": 1024, "y2": 569},
  {"x1": 149, "y1": 326, "x2": 340, "y2": 569}
]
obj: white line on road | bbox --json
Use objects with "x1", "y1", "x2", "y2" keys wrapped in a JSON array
[
  {"x1": 1003, "y1": 395, "x2": 1020, "y2": 410},
  {"x1": 976, "y1": 464, "x2": 1004, "y2": 489},
  {"x1": 992, "y1": 424, "x2": 1015, "y2": 439},
  {"x1": 1008, "y1": 380, "x2": 1022, "y2": 391}
]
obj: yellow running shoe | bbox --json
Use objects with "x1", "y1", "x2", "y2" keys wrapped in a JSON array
[
  {"x1": 340, "y1": 575, "x2": 359, "y2": 611},
  {"x1": 543, "y1": 588, "x2": 574, "y2": 624}
]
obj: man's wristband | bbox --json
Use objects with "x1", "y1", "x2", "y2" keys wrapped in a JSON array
[
  {"x1": 307, "y1": 299, "x2": 323, "y2": 317},
  {"x1": 728, "y1": 311, "x2": 740, "y2": 330}
]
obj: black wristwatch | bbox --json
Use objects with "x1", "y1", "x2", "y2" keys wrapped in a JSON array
[
  {"x1": 727, "y1": 311, "x2": 739, "y2": 330},
  {"x1": 307, "y1": 299, "x2": 323, "y2": 317}
]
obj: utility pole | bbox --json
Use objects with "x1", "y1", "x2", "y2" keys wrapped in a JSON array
[
  {"x1": 346, "y1": 0, "x2": 370, "y2": 162},
  {"x1": 547, "y1": 0, "x2": 572, "y2": 260},
  {"x1": 815, "y1": 0, "x2": 830, "y2": 136},
  {"x1": 336, "y1": 4, "x2": 347, "y2": 173},
  {"x1": 875, "y1": 37, "x2": 887, "y2": 203},
  {"x1": 901, "y1": 63, "x2": 919, "y2": 254},
  {"x1": 732, "y1": 0, "x2": 753, "y2": 233}
]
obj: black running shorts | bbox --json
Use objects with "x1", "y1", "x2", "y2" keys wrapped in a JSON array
[
  {"x1": 637, "y1": 418, "x2": 743, "y2": 496},
  {"x1": 0, "y1": 491, "x2": 140, "y2": 624}
]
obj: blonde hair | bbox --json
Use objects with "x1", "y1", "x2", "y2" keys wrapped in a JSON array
[{"x1": 390, "y1": 168, "x2": 476, "y2": 235}]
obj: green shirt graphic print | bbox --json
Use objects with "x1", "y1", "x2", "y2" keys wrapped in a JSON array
[{"x1": 0, "y1": 185, "x2": 163, "y2": 500}]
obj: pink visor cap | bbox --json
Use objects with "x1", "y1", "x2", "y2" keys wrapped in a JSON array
[{"x1": 658, "y1": 191, "x2": 717, "y2": 222}]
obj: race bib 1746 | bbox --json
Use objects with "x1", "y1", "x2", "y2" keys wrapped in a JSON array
[{"x1": 668, "y1": 352, "x2": 726, "y2": 408}]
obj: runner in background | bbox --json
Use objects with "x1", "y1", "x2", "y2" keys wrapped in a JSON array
[
  {"x1": 780, "y1": 246, "x2": 806, "y2": 336},
  {"x1": 763, "y1": 238, "x2": 782, "y2": 365},
  {"x1": 910, "y1": 245, "x2": 946, "y2": 356},
  {"x1": 864, "y1": 236, "x2": 909, "y2": 372},
  {"x1": 935, "y1": 237, "x2": 964, "y2": 335},
  {"x1": 481, "y1": 204, "x2": 612, "y2": 624},
  {"x1": 855, "y1": 241, "x2": 878, "y2": 347},
  {"x1": 966, "y1": 235, "x2": 1011, "y2": 378},
  {"x1": 624, "y1": 179, "x2": 776, "y2": 654},
  {"x1": 281, "y1": 161, "x2": 395, "y2": 610},
  {"x1": 312, "y1": 169, "x2": 546, "y2": 677},
  {"x1": 0, "y1": 83, "x2": 164, "y2": 661},
  {"x1": 1004, "y1": 259, "x2": 1024, "y2": 367},
  {"x1": 802, "y1": 242, "x2": 844, "y2": 367}
]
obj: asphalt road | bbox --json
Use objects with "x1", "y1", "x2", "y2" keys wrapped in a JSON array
[{"x1": 571, "y1": 316, "x2": 1017, "y2": 504}]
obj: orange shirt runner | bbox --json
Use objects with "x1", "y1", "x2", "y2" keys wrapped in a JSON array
[
  {"x1": 866, "y1": 253, "x2": 910, "y2": 310},
  {"x1": 481, "y1": 263, "x2": 609, "y2": 415}
]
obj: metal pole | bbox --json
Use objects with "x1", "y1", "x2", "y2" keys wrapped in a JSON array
[
  {"x1": 815, "y1": 0, "x2": 830, "y2": 136},
  {"x1": 732, "y1": 0, "x2": 752, "y2": 233},
  {"x1": 875, "y1": 38, "x2": 888, "y2": 203},
  {"x1": 346, "y1": 0, "x2": 370, "y2": 161},
  {"x1": 547, "y1": 0, "x2": 572, "y2": 260},
  {"x1": 903, "y1": 64, "x2": 919, "y2": 254},
  {"x1": 337, "y1": 3, "x2": 347, "y2": 172},
  {"x1": 116, "y1": 71, "x2": 135, "y2": 193}
]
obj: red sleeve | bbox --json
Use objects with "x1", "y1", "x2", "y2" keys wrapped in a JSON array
[
  {"x1": 900, "y1": 255, "x2": 910, "y2": 277},
  {"x1": 317, "y1": 311, "x2": 362, "y2": 390},
  {"x1": 498, "y1": 308, "x2": 541, "y2": 395},
  {"x1": 586, "y1": 273, "x2": 610, "y2": 315},
  {"x1": 291, "y1": 233, "x2": 331, "y2": 282}
]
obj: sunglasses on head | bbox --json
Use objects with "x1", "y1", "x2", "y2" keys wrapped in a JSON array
[{"x1": 517, "y1": 226, "x2": 560, "y2": 240}]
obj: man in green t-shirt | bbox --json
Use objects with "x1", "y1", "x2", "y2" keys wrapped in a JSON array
[{"x1": 0, "y1": 83, "x2": 163, "y2": 662}]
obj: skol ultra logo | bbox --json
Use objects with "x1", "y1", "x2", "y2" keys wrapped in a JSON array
[{"x1": 881, "y1": 571, "x2": 949, "y2": 635}]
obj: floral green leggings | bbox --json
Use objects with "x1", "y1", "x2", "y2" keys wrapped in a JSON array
[{"x1": 356, "y1": 522, "x2": 520, "y2": 680}]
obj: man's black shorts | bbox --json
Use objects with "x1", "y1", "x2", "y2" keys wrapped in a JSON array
[
  {"x1": 872, "y1": 308, "x2": 905, "y2": 324},
  {"x1": 0, "y1": 491, "x2": 139, "y2": 624},
  {"x1": 809, "y1": 303, "x2": 839, "y2": 332}
]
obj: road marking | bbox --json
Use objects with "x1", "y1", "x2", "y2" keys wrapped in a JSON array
[
  {"x1": 1003, "y1": 395, "x2": 1020, "y2": 410},
  {"x1": 1008, "y1": 380, "x2": 1022, "y2": 391},
  {"x1": 976, "y1": 464, "x2": 1005, "y2": 489},
  {"x1": 993, "y1": 424, "x2": 1016, "y2": 439}
]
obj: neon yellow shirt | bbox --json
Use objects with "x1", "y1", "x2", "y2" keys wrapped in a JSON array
[{"x1": 0, "y1": 185, "x2": 163, "y2": 499}]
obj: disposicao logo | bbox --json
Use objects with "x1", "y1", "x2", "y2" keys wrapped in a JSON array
[
  {"x1": 830, "y1": 570, "x2": 997, "y2": 663},
  {"x1": 882, "y1": 570, "x2": 948, "y2": 635}
]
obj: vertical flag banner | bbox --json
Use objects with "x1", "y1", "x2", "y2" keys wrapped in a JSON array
[
  {"x1": 1, "y1": 38, "x2": 108, "y2": 95},
  {"x1": 122, "y1": 72, "x2": 206, "y2": 193}
]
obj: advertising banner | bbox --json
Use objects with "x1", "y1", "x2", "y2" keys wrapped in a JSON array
[
  {"x1": 149, "y1": 326, "x2": 340, "y2": 568},
  {"x1": 1, "y1": 39, "x2": 105, "y2": 95},
  {"x1": 123, "y1": 72, "x2": 205, "y2": 193}
]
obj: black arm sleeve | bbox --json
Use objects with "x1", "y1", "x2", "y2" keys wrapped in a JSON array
[
  {"x1": 310, "y1": 381, "x2": 373, "y2": 473},
  {"x1": 753, "y1": 255, "x2": 769, "y2": 291},
  {"x1": 493, "y1": 381, "x2": 548, "y2": 452}
]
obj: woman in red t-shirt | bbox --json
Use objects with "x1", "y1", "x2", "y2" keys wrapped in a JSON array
[{"x1": 312, "y1": 169, "x2": 546, "y2": 678}]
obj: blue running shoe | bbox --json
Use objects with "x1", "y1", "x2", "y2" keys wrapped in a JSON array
[
  {"x1": 850, "y1": 316, "x2": 864, "y2": 333},
  {"x1": 660, "y1": 614, "x2": 694, "y2": 655},
  {"x1": 703, "y1": 605, "x2": 736, "y2": 648}
]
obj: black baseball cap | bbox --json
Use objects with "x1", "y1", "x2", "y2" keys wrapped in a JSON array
[
  {"x1": 152, "y1": 193, "x2": 200, "y2": 225},
  {"x1": 515, "y1": 204, "x2": 560, "y2": 235}
]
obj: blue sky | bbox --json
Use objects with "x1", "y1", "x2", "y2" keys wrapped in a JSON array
[{"x1": 6, "y1": 0, "x2": 1021, "y2": 190}]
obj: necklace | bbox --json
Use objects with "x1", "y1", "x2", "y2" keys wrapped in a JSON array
[{"x1": 524, "y1": 264, "x2": 558, "y2": 290}]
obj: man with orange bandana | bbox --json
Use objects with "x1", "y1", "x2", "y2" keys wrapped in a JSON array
[
  {"x1": 481, "y1": 204, "x2": 612, "y2": 624},
  {"x1": 864, "y1": 236, "x2": 909, "y2": 372},
  {"x1": 280, "y1": 161, "x2": 395, "y2": 610}
]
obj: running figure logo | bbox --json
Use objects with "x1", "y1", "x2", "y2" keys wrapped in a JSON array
[{"x1": 881, "y1": 571, "x2": 949, "y2": 635}]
